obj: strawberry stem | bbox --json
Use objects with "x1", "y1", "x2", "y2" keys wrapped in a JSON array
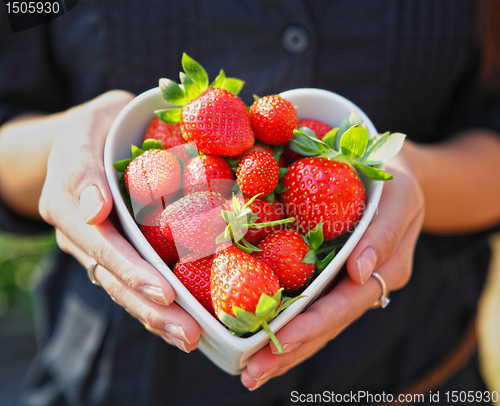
[{"x1": 261, "y1": 320, "x2": 283, "y2": 354}]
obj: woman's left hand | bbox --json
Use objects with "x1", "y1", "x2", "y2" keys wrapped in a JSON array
[{"x1": 241, "y1": 149, "x2": 425, "y2": 390}]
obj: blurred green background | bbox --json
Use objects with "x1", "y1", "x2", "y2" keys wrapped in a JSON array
[
  {"x1": 0, "y1": 230, "x2": 56, "y2": 319},
  {"x1": 0, "y1": 230, "x2": 56, "y2": 405}
]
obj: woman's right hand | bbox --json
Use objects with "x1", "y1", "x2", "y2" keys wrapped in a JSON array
[{"x1": 38, "y1": 90, "x2": 200, "y2": 352}]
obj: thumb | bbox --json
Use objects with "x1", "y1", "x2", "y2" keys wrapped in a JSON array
[{"x1": 69, "y1": 90, "x2": 135, "y2": 225}]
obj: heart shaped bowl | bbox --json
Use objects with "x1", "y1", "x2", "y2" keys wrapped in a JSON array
[{"x1": 104, "y1": 87, "x2": 383, "y2": 375}]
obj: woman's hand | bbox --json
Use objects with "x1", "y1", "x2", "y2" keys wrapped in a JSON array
[
  {"x1": 38, "y1": 90, "x2": 201, "y2": 352},
  {"x1": 241, "y1": 149, "x2": 425, "y2": 390}
]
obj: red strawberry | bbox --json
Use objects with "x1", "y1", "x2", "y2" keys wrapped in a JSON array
[
  {"x1": 233, "y1": 144, "x2": 287, "y2": 167},
  {"x1": 253, "y1": 229, "x2": 315, "y2": 291},
  {"x1": 181, "y1": 88, "x2": 254, "y2": 156},
  {"x1": 144, "y1": 116, "x2": 185, "y2": 149},
  {"x1": 211, "y1": 244, "x2": 280, "y2": 316},
  {"x1": 236, "y1": 151, "x2": 279, "y2": 197},
  {"x1": 249, "y1": 95, "x2": 299, "y2": 145},
  {"x1": 160, "y1": 190, "x2": 227, "y2": 256},
  {"x1": 140, "y1": 207, "x2": 179, "y2": 266},
  {"x1": 174, "y1": 253, "x2": 214, "y2": 313},
  {"x1": 157, "y1": 54, "x2": 254, "y2": 156},
  {"x1": 124, "y1": 149, "x2": 181, "y2": 206},
  {"x1": 281, "y1": 124, "x2": 405, "y2": 240},
  {"x1": 280, "y1": 157, "x2": 366, "y2": 240},
  {"x1": 182, "y1": 154, "x2": 235, "y2": 197},
  {"x1": 284, "y1": 118, "x2": 333, "y2": 164},
  {"x1": 144, "y1": 116, "x2": 191, "y2": 164},
  {"x1": 210, "y1": 243, "x2": 302, "y2": 352},
  {"x1": 241, "y1": 196, "x2": 285, "y2": 245}
]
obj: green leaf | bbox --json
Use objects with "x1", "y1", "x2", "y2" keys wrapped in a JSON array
[
  {"x1": 275, "y1": 182, "x2": 286, "y2": 194},
  {"x1": 305, "y1": 222, "x2": 324, "y2": 251},
  {"x1": 316, "y1": 249, "x2": 337, "y2": 273},
  {"x1": 264, "y1": 191, "x2": 275, "y2": 204},
  {"x1": 209, "y1": 69, "x2": 226, "y2": 89},
  {"x1": 113, "y1": 158, "x2": 132, "y2": 172},
  {"x1": 337, "y1": 110, "x2": 365, "y2": 149},
  {"x1": 276, "y1": 294, "x2": 305, "y2": 313},
  {"x1": 270, "y1": 144, "x2": 284, "y2": 163},
  {"x1": 340, "y1": 125, "x2": 369, "y2": 160},
  {"x1": 278, "y1": 167, "x2": 288, "y2": 179},
  {"x1": 185, "y1": 143, "x2": 199, "y2": 158},
  {"x1": 142, "y1": 139, "x2": 164, "y2": 151},
  {"x1": 155, "y1": 108, "x2": 182, "y2": 124},
  {"x1": 180, "y1": 72, "x2": 201, "y2": 100},
  {"x1": 254, "y1": 293, "x2": 279, "y2": 320},
  {"x1": 321, "y1": 128, "x2": 339, "y2": 149},
  {"x1": 353, "y1": 161, "x2": 393, "y2": 181},
  {"x1": 289, "y1": 128, "x2": 329, "y2": 156},
  {"x1": 326, "y1": 149, "x2": 342, "y2": 160},
  {"x1": 159, "y1": 78, "x2": 186, "y2": 105},
  {"x1": 240, "y1": 238, "x2": 262, "y2": 252},
  {"x1": 302, "y1": 249, "x2": 317, "y2": 265},
  {"x1": 223, "y1": 77, "x2": 245, "y2": 96},
  {"x1": 131, "y1": 145, "x2": 144, "y2": 159},
  {"x1": 181, "y1": 53, "x2": 209, "y2": 90},
  {"x1": 218, "y1": 309, "x2": 255, "y2": 334},
  {"x1": 361, "y1": 132, "x2": 406, "y2": 165}
]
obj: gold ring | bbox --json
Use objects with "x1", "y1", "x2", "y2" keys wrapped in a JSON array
[
  {"x1": 372, "y1": 272, "x2": 390, "y2": 308},
  {"x1": 87, "y1": 259, "x2": 100, "y2": 286}
]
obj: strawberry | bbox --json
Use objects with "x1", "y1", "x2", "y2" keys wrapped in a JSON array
[
  {"x1": 140, "y1": 207, "x2": 179, "y2": 266},
  {"x1": 281, "y1": 157, "x2": 367, "y2": 240},
  {"x1": 249, "y1": 95, "x2": 299, "y2": 145},
  {"x1": 174, "y1": 253, "x2": 214, "y2": 313},
  {"x1": 281, "y1": 124, "x2": 406, "y2": 240},
  {"x1": 180, "y1": 88, "x2": 254, "y2": 156},
  {"x1": 182, "y1": 154, "x2": 235, "y2": 197},
  {"x1": 284, "y1": 118, "x2": 333, "y2": 164},
  {"x1": 160, "y1": 190, "x2": 227, "y2": 256},
  {"x1": 144, "y1": 116, "x2": 191, "y2": 164},
  {"x1": 253, "y1": 229, "x2": 315, "y2": 291},
  {"x1": 155, "y1": 53, "x2": 254, "y2": 157},
  {"x1": 233, "y1": 143, "x2": 287, "y2": 167},
  {"x1": 210, "y1": 243, "x2": 301, "y2": 352},
  {"x1": 114, "y1": 140, "x2": 181, "y2": 207},
  {"x1": 144, "y1": 116, "x2": 185, "y2": 149},
  {"x1": 236, "y1": 151, "x2": 279, "y2": 197}
]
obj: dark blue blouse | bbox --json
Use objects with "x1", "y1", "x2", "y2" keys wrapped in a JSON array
[{"x1": 0, "y1": 1, "x2": 498, "y2": 405}]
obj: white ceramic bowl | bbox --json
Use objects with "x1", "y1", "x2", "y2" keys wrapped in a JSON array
[{"x1": 104, "y1": 87, "x2": 383, "y2": 375}]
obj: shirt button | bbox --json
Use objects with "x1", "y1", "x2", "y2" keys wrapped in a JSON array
[{"x1": 282, "y1": 26, "x2": 310, "y2": 54}]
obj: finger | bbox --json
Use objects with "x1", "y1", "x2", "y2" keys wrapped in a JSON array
[
  {"x1": 93, "y1": 263, "x2": 200, "y2": 352},
  {"x1": 63, "y1": 90, "x2": 134, "y2": 225},
  {"x1": 55, "y1": 223, "x2": 176, "y2": 307},
  {"x1": 57, "y1": 230, "x2": 201, "y2": 351},
  {"x1": 346, "y1": 160, "x2": 424, "y2": 284}
]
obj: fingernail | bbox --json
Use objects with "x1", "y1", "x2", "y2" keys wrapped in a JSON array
[
  {"x1": 165, "y1": 323, "x2": 191, "y2": 344},
  {"x1": 255, "y1": 365, "x2": 279, "y2": 381},
  {"x1": 273, "y1": 341, "x2": 301, "y2": 354},
  {"x1": 140, "y1": 285, "x2": 170, "y2": 306},
  {"x1": 79, "y1": 185, "x2": 104, "y2": 223},
  {"x1": 248, "y1": 380, "x2": 266, "y2": 391},
  {"x1": 357, "y1": 247, "x2": 377, "y2": 284},
  {"x1": 165, "y1": 334, "x2": 190, "y2": 353}
]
